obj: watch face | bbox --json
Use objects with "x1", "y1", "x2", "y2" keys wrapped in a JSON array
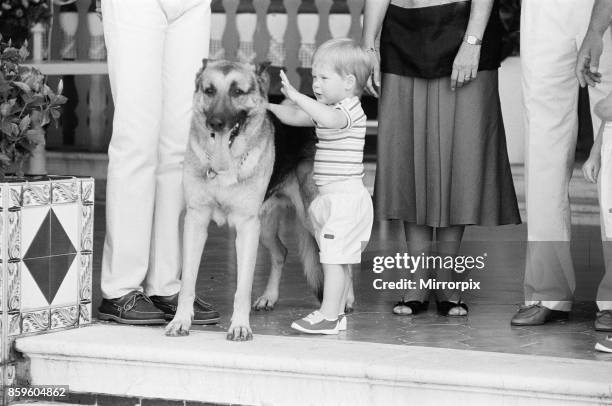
[{"x1": 466, "y1": 36, "x2": 481, "y2": 45}]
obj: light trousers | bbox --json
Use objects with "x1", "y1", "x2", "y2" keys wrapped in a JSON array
[
  {"x1": 521, "y1": 0, "x2": 612, "y2": 311},
  {"x1": 101, "y1": 0, "x2": 211, "y2": 299}
]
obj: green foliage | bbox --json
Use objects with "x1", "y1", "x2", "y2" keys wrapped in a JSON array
[
  {"x1": 0, "y1": 37, "x2": 66, "y2": 176},
  {"x1": 0, "y1": 0, "x2": 52, "y2": 47}
]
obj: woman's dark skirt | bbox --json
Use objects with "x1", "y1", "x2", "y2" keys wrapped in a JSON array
[{"x1": 374, "y1": 70, "x2": 521, "y2": 227}]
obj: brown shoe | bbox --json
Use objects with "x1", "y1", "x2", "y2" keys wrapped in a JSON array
[
  {"x1": 595, "y1": 310, "x2": 612, "y2": 332},
  {"x1": 150, "y1": 293, "x2": 220, "y2": 325},
  {"x1": 98, "y1": 291, "x2": 166, "y2": 325},
  {"x1": 510, "y1": 303, "x2": 569, "y2": 326}
]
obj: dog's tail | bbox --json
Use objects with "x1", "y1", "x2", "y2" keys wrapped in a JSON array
[{"x1": 296, "y1": 220, "x2": 324, "y2": 302}]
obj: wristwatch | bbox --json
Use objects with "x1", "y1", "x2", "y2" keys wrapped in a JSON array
[{"x1": 464, "y1": 35, "x2": 482, "y2": 45}]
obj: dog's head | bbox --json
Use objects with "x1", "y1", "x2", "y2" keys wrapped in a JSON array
[
  {"x1": 193, "y1": 59, "x2": 270, "y2": 137},
  {"x1": 192, "y1": 59, "x2": 271, "y2": 175}
]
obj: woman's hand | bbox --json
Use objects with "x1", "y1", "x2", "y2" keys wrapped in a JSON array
[
  {"x1": 279, "y1": 70, "x2": 301, "y2": 102},
  {"x1": 364, "y1": 48, "x2": 380, "y2": 98},
  {"x1": 451, "y1": 42, "x2": 481, "y2": 91},
  {"x1": 582, "y1": 154, "x2": 601, "y2": 184}
]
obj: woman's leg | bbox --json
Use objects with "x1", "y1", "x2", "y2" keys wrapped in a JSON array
[
  {"x1": 436, "y1": 225, "x2": 467, "y2": 316},
  {"x1": 392, "y1": 222, "x2": 433, "y2": 315}
]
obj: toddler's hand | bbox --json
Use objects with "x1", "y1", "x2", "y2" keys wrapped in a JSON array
[
  {"x1": 582, "y1": 155, "x2": 601, "y2": 183},
  {"x1": 279, "y1": 70, "x2": 300, "y2": 102}
]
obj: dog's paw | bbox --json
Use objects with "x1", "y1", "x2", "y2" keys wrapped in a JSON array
[
  {"x1": 252, "y1": 293, "x2": 278, "y2": 311},
  {"x1": 226, "y1": 324, "x2": 253, "y2": 341},
  {"x1": 165, "y1": 317, "x2": 192, "y2": 337}
]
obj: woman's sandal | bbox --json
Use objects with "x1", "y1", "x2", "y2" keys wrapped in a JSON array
[
  {"x1": 436, "y1": 301, "x2": 468, "y2": 317},
  {"x1": 392, "y1": 300, "x2": 429, "y2": 315}
]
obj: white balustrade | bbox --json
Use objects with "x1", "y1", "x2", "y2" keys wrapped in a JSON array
[{"x1": 30, "y1": 0, "x2": 367, "y2": 157}]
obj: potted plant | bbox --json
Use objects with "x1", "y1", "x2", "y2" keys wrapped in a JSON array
[
  {"x1": 0, "y1": 37, "x2": 66, "y2": 176},
  {"x1": 0, "y1": 35, "x2": 94, "y2": 395},
  {"x1": 0, "y1": 0, "x2": 52, "y2": 60}
]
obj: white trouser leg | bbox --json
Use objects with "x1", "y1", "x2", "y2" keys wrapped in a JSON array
[
  {"x1": 598, "y1": 124, "x2": 612, "y2": 311},
  {"x1": 145, "y1": 1, "x2": 211, "y2": 296},
  {"x1": 101, "y1": 0, "x2": 211, "y2": 299},
  {"x1": 589, "y1": 29, "x2": 612, "y2": 311},
  {"x1": 521, "y1": 0, "x2": 595, "y2": 311},
  {"x1": 101, "y1": 0, "x2": 165, "y2": 299}
]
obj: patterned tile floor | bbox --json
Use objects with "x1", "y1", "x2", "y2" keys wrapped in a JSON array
[{"x1": 88, "y1": 181, "x2": 612, "y2": 362}]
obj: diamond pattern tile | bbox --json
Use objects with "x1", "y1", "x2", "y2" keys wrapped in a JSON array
[
  {"x1": 20, "y1": 262, "x2": 48, "y2": 310},
  {"x1": 1, "y1": 177, "x2": 94, "y2": 389},
  {"x1": 22, "y1": 207, "x2": 50, "y2": 259},
  {"x1": 24, "y1": 208, "x2": 76, "y2": 260},
  {"x1": 51, "y1": 255, "x2": 79, "y2": 307},
  {"x1": 51, "y1": 205, "x2": 78, "y2": 255},
  {"x1": 23, "y1": 254, "x2": 76, "y2": 305}
]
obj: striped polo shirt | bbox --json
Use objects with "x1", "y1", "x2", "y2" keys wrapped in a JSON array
[{"x1": 313, "y1": 96, "x2": 366, "y2": 186}]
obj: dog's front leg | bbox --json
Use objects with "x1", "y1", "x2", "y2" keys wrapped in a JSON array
[
  {"x1": 227, "y1": 215, "x2": 260, "y2": 341},
  {"x1": 166, "y1": 207, "x2": 212, "y2": 337}
]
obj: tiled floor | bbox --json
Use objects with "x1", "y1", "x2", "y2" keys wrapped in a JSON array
[{"x1": 88, "y1": 181, "x2": 612, "y2": 362}]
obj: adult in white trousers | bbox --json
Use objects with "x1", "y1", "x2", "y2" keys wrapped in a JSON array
[
  {"x1": 512, "y1": 0, "x2": 612, "y2": 326},
  {"x1": 577, "y1": 0, "x2": 612, "y2": 333},
  {"x1": 98, "y1": 0, "x2": 219, "y2": 325}
]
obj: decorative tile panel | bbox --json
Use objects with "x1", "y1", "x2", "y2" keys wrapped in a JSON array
[
  {"x1": 5, "y1": 363, "x2": 15, "y2": 386},
  {"x1": 1, "y1": 176, "x2": 94, "y2": 388},
  {"x1": 7, "y1": 312, "x2": 20, "y2": 336},
  {"x1": 81, "y1": 205, "x2": 93, "y2": 252},
  {"x1": 22, "y1": 183, "x2": 50, "y2": 207},
  {"x1": 9, "y1": 186, "x2": 21, "y2": 208},
  {"x1": 51, "y1": 305, "x2": 78, "y2": 330},
  {"x1": 81, "y1": 179, "x2": 94, "y2": 205},
  {"x1": 7, "y1": 211, "x2": 20, "y2": 261},
  {"x1": 52, "y1": 180, "x2": 78, "y2": 204},
  {"x1": 7, "y1": 261, "x2": 19, "y2": 312},
  {"x1": 79, "y1": 254, "x2": 92, "y2": 301},
  {"x1": 79, "y1": 302, "x2": 91, "y2": 325},
  {"x1": 22, "y1": 309, "x2": 49, "y2": 334}
]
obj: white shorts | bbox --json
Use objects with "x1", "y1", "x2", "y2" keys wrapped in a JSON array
[{"x1": 308, "y1": 179, "x2": 373, "y2": 264}]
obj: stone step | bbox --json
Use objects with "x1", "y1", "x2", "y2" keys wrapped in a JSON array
[{"x1": 14, "y1": 324, "x2": 612, "y2": 406}]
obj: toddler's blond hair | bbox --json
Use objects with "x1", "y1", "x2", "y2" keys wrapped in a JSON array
[{"x1": 312, "y1": 38, "x2": 373, "y2": 96}]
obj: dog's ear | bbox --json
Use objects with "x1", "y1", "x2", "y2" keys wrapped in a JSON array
[
  {"x1": 254, "y1": 61, "x2": 271, "y2": 96},
  {"x1": 255, "y1": 61, "x2": 270, "y2": 76},
  {"x1": 195, "y1": 58, "x2": 209, "y2": 92}
]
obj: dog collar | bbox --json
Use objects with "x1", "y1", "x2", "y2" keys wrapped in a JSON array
[{"x1": 204, "y1": 151, "x2": 249, "y2": 179}]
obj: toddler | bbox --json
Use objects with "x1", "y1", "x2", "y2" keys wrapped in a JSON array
[{"x1": 268, "y1": 38, "x2": 374, "y2": 334}]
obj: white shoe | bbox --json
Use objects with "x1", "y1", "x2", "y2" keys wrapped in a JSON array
[
  {"x1": 595, "y1": 335, "x2": 612, "y2": 353},
  {"x1": 338, "y1": 314, "x2": 347, "y2": 331},
  {"x1": 291, "y1": 311, "x2": 340, "y2": 335}
]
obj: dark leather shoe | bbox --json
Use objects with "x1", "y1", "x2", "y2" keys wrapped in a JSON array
[
  {"x1": 98, "y1": 291, "x2": 166, "y2": 325},
  {"x1": 150, "y1": 293, "x2": 220, "y2": 325},
  {"x1": 595, "y1": 310, "x2": 612, "y2": 331},
  {"x1": 510, "y1": 303, "x2": 569, "y2": 326}
]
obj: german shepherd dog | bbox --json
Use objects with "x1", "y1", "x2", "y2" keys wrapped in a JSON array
[{"x1": 165, "y1": 60, "x2": 325, "y2": 341}]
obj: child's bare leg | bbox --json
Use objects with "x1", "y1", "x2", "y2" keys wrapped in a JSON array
[
  {"x1": 320, "y1": 264, "x2": 346, "y2": 320},
  {"x1": 339, "y1": 265, "x2": 352, "y2": 315}
]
